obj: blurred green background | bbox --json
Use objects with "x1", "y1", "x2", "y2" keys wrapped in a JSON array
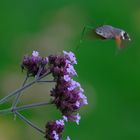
[{"x1": 0, "y1": 0, "x2": 140, "y2": 140}]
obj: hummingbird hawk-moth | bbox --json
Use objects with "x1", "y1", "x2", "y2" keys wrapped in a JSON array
[{"x1": 78, "y1": 25, "x2": 131, "y2": 49}]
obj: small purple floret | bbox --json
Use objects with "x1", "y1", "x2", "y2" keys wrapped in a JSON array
[
  {"x1": 66, "y1": 136, "x2": 71, "y2": 140},
  {"x1": 45, "y1": 119, "x2": 64, "y2": 140},
  {"x1": 21, "y1": 51, "x2": 49, "y2": 77}
]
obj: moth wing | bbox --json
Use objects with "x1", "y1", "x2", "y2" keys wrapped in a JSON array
[
  {"x1": 115, "y1": 36, "x2": 124, "y2": 49},
  {"x1": 92, "y1": 29, "x2": 106, "y2": 40},
  {"x1": 95, "y1": 26, "x2": 114, "y2": 39}
]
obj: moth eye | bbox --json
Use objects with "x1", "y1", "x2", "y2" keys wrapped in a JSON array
[
  {"x1": 124, "y1": 32, "x2": 127, "y2": 37},
  {"x1": 123, "y1": 32, "x2": 129, "y2": 39}
]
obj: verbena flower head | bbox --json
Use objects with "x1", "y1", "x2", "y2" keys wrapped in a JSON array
[
  {"x1": 20, "y1": 50, "x2": 88, "y2": 139},
  {"x1": 49, "y1": 51, "x2": 88, "y2": 124},
  {"x1": 21, "y1": 51, "x2": 48, "y2": 76},
  {"x1": 45, "y1": 119, "x2": 65, "y2": 140}
]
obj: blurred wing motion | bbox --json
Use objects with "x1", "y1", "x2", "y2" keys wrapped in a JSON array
[{"x1": 115, "y1": 35, "x2": 124, "y2": 49}]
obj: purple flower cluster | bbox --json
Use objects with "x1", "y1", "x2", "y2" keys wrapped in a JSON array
[
  {"x1": 21, "y1": 51, "x2": 48, "y2": 76},
  {"x1": 49, "y1": 51, "x2": 88, "y2": 124},
  {"x1": 45, "y1": 119, "x2": 64, "y2": 140}
]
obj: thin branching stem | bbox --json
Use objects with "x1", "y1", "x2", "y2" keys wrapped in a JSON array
[
  {"x1": 37, "y1": 80, "x2": 56, "y2": 83},
  {"x1": 36, "y1": 67, "x2": 43, "y2": 80},
  {"x1": 0, "y1": 102, "x2": 52, "y2": 115},
  {"x1": 0, "y1": 79, "x2": 36, "y2": 105},
  {"x1": 16, "y1": 102, "x2": 52, "y2": 111},
  {"x1": 0, "y1": 108, "x2": 11, "y2": 115},
  {"x1": 0, "y1": 71, "x2": 51, "y2": 105},
  {"x1": 12, "y1": 75, "x2": 28, "y2": 109},
  {"x1": 15, "y1": 111, "x2": 45, "y2": 134}
]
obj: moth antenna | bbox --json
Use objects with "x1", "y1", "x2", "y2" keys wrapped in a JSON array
[{"x1": 76, "y1": 25, "x2": 94, "y2": 50}]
